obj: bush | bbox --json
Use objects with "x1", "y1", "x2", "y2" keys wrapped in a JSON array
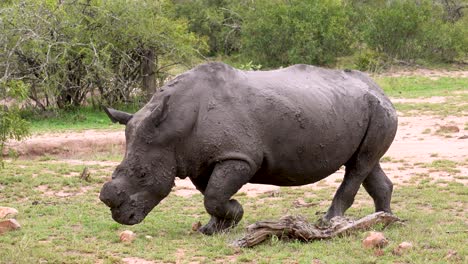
[
  {"x1": 354, "y1": 48, "x2": 389, "y2": 72},
  {"x1": 360, "y1": 0, "x2": 467, "y2": 62},
  {"x1": 241, "y1": 0, "x2": 354, "y2": 67},
  {"x1": 174, "y1": 0, "x2": 242, "y2": 56},
  {"x1": 0, "y1": 80, "x2": 30, "y2": 165},
  {"x1": 0, "y1": 0, "x2": 205, "y2": 109}
]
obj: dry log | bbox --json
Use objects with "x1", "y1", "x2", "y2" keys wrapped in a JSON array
[{"x1": 232, "y1": 212, "x2": 401, "y2": 248}]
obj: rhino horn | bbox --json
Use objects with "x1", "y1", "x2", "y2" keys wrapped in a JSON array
[{"x1": 102, "y1": 106, "x2": 133, "y2": 125}]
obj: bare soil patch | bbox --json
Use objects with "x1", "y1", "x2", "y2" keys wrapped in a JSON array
[
  {"x1": 390, "y1": 96, "x2": 447, "y2": 104},
  {"x1": 35, "y1": 184, "x2": 93, "y2": 198},
  {"x1": 122, "y1": 257, "x2": 159, "y2": 264},
  {"x1": 5, "y1": 130, "x2": 125, "y2": 158}
]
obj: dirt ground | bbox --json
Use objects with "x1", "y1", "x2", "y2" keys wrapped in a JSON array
[{"x1": 7, "y1": 100, "x2": 468, "y2": 198}]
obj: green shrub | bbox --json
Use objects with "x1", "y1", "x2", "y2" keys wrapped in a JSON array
[
  {"x1": 361, "y1": 0, "x2": 467, "y2": 62},
  {"x1": 0, "y1": 80, "x2": 30, "y2": 165},
  {"x1": 174, "y1": 0, "x2": 242, "y2": 56},
  {"x1": 241, "y1": 0, "x2": 354, "y2": 67},
  {"x1": 354, "y1": 48, "x2": 389, "y2": 72}
]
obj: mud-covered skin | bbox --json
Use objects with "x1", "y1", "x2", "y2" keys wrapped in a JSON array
[{"x1": 99, "y1": 62, "x2": 398, "y2": 235}]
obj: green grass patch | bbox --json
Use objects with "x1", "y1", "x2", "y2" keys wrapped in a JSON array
[
  {"x1": 376, "y1": 76, "x2": 468, "y2": 98},
  {"x1": 21, "y1": 105, "x2": 139, "y2": 133},
  {"x1": 0, "y1": 160, "x2": 467, "y2": 263},
  {"x1": 423, "y1": 159, "x2": 461, "y2": 174}
]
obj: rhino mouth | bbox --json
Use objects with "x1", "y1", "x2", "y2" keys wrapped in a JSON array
[{"x1": 110, "y1": 202, "x2": 149, "y2": 225}]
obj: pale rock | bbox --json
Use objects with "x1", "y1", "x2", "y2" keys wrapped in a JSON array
[
  {"x1": 393, "y1": 241, "x2": 413, "y2": 255},
  {"x1": 0, "y1": 207, "x2": 18, "y2": 219},
  {"x1": 362, "y1": 231, "x2": 388, "y2": 249},
  {"x1": 0, "y1": 219, "x2": 21, "y2": 234},
  {"x1": 119, "y1": 230, "x2": 136, "y2": 242}
]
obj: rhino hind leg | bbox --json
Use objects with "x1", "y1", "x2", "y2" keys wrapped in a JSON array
[
  {"x1": 323, "y1": 163, "x2": 376, "y2": 221},
  {"x1": 363, "y1": 163, "x2": 393, "y2": 213},
  {"x1": 323, "y1": 104, "x2": 397, "y2": 221},
  {"x1": 199, "y1": 160, "x2": 253, "y2": 235}
]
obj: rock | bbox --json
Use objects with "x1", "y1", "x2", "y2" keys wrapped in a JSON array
[
  {"x1": 119, "y1": 230, "x2": 136, "y2": 243},
  {"x1": 0, "y1": 207, "x2": 18, "y2": 219},
  {"x1": 145, "y1": 235, "x2": 153, "y2": 240},
  {"x1": 191, "y1": 221, "x2": 202, "y2": 232},
  {"x1": 362, "y1": 231, "x2": 388, "y2": 249},
  {"x1": 374, "y1": 249, "x2": 385, "y2": 257},
  {"x1": 444, "y1": 250, "x2": 460, "y2": 260},
  {"x1": 392, "y1": 241, "x2": 413, "y2": 256},
  {"x1": 0, "y1": 219, "x2": 21, "y2": 234}
]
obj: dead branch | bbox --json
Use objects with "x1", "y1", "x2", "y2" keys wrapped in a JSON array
[{"x1": 232, "y1": 212, "x2": 401, "y2": 248}]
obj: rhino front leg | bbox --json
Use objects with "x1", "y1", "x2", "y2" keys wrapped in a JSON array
[{"x1": 199, "y1": 160, "x2": 253, "y2": 235}]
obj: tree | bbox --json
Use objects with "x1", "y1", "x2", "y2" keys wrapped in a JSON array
[
  {"x1": 0, "y1": 80, "x2": 30, "y2": 166},
  {"x1": 174, "y1": 0, "x2": 243, "y2": 56},
  {"x1": 0, "y1": 0, "x2": 206, "y2": 109}
]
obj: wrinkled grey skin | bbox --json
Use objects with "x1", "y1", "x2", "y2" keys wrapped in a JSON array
[{"x1": 100, "y1": 62, "x2": 398, "y2": 235}]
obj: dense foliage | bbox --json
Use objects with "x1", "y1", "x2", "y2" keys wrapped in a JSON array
[
  {"x1": 0, "y1": 0, "x2": 204, "y2": 110},
  {"x1": 175, "y1": 0, "x2": 467, "y2": 68},
  {"x1": 241, "y1": 0, "x2": 354, "y2": 67}
]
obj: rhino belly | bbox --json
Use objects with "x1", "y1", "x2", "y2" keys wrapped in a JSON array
[
  {"x1": 247, "y1": 96, "x2": 369, "y2": 186},
  {"x1": 249, "y1": 132, "x2": 362, "y2": 186}
]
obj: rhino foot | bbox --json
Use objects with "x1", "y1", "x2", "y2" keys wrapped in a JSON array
[{"x1": 199, "y1": 216, "x2": 238, "y2": 235}]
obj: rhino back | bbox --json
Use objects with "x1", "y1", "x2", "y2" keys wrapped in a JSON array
[{"x1": 166, "y1": 63, "x2": 393, "y2": 185}]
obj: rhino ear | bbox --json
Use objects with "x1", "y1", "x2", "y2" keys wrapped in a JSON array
[
  {"x1": 102, "y1": 106, "x2": 133, "y2": 125},
  {"x1": 150, "y1": 95, "x2": 171, "y2": 127}
]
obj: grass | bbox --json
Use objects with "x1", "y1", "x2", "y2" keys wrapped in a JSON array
[
  {"x1": 1, "y1": 159, "x2": 467, "y2": 263},
  {"x1": 375, "y1": 76, "x2": 468, "y2": 98},
  {"x1": 21, "y1": 105, "x2": 139, "y2": 133},
  {"x1": 374, "y1": 76, "x2": 468, "y2": 116},
  {"x1": 423, "y1": 159, "x2": 461, "y2": 174},
  {"x1": 392, "y1": 101, "x2": 467, "y2": 117}
]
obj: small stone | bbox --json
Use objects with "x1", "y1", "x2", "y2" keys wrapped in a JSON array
[
  {"x1": 374, "y1": 249, "x2": 385, "y2": 256},
  {"x1": 362, "y1": 231, "x2": 388, "y2": 249},
  {"x1": 192, "y1": 221, "x2": 202, "y2": 232},
  {"x1": 119, "y1": 230, "x2": 136, "y2": 243},
  {"x1": 444, "y1": 250, "x2": 460, "y2": 260},
  {"x1": 0, "y1": 219, "x2": 21, "y2": 234},
  {"x1": 145, "y1": 235, "x2": 153, "y2": 240},
  {"x1": 392, "y1": 241, "x2": 413, "y2": 255},
  {"x1": 0, "y1": 207, "x2": 18, "y2": 219}
]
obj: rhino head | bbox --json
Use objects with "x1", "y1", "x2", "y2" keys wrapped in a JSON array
[{"x1": 99, "y1": 96, "x2": 175, "y2": 225}]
